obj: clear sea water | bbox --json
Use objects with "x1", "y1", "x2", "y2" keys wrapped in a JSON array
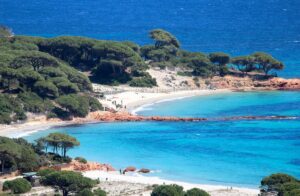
[
  {"x1": 2, "y1": 0, "x2": 300, "y2": 188},
  {"x1": 25, "y1": 91, "x2": 300, "y2": 188},
  {"x1": 0, "y1": 0, "x2": 300, "y2": 78}
]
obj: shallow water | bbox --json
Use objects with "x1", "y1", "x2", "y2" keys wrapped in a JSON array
[{"x1": 25, "y1": 91, "x2": 300, "y2": 188}]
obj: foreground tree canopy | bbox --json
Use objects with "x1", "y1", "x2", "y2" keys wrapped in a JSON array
[
  {"x1": 40, "y1": 170, "x2": 96, "y2": 196},
  {"x1": 0, "y1": 137, "x2": 39, "y2": 173},
  {"x1": 2, "y1": 178, "x2": 32, "y2": 194},
  {"x1": 151, "y1": 184, "x2": 210, "y2": 196},
  {"x1": 0, "y1": 133, "x2": 79, "y2": 174},
  {"x1": 260, "y1": 173, "x2": 300, "y2": 196}
]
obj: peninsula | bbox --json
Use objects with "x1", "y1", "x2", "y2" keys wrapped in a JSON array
[{"x1": 1, "y1": 26, "x2": 300, "y2": 196}]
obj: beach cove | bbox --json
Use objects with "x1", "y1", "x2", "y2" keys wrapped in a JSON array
[{"x1": 0, "y1": 89, "x2": 296, "y2": 195}]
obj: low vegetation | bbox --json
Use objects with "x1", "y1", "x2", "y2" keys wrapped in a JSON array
[
  {"x1": 1, "y1": 133, "x2": 299, "y2": 196},
  {"x1": 75, "y1": 156, "x2": 88, "y2": 164},
  {"x1": 0, "y1": 133, "x2": 79, "y2": 173},
  {"x1": 2, "y1": 178, "x2": 32, "y2": 194},
  {"x1": 151, "y1": 184, "x2": 210, "y2": 196},
  {"x1": 0, "y1": 134, "x2": 107, "y2": 196},
  {"x1": 260, "y1": 173, "x2": 300, "y2": 196},
  {"x1": 40, "y1": 170, "x2": 97, "y2": 196}
]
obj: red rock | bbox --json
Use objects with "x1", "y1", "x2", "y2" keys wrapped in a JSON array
[
  {"x1": 138, "y1": 168, "x2": 150, "y2": 173},
  {"x1": 124, "y1": 166, "x2": 136, "y2": 172}
]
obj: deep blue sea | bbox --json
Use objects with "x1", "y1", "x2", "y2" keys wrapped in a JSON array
[
  {"x1": 25, "y1": 91, "x2": 300, "y2": 188},
  {"x1": 2, "y1": 0, "x2": 300, "y2": 188},
  {"x1": 0, "y1": 0, "x2": 300, "y2": 78}
]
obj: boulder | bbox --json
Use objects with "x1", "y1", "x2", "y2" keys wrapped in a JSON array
[
  {"x1": 138, "y1": 168, "x2": 150, "y2": 173},
  {"x1": 123, "y1": 166, "x2": 136, "y2": 173}
]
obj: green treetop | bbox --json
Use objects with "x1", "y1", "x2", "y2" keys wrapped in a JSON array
[
  {"x1": 231, "y1": 55, "x2": 255, "y2": 74},
  {"x1": 150, "y1": 29, "x2": 180, "y2": 48},
  {"x1": 0, "y1": 25, "x2": 14, "y2": 38},
  {"x1": 41, "y1": 170, "x2": 95, "y2": 196},
  {"x1": 43, "y1": 132, "x2": 80, "y2": 157},
  {"x1": 208, "y1": 52, "x2": 230, "y2": 76},
  {"x1": 252, "y1": 52, "x2": 284, "y2": 75}
]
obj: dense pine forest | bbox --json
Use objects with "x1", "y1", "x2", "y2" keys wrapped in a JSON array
[{"x1": 0, "y1": 26, "x2": 284, "y2": 124}]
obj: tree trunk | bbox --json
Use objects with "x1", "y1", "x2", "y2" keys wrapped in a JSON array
[
  {"x1": 63, "y1": 147, "x2": 67, "y2": 158},
  {"x1": 1, "y1": 159, "x2": 5, "y2": 172},
  {"x1": 63, "y1": 190, "x2": 68, "y2": 196}
]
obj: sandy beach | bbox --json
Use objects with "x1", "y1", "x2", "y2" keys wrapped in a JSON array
[
  {"x1": 96, "y1": 86, "x2": 231, "y2": 114},
  {"x1": 0, "y1": 86, "x2": 261, "y2": 196},
  {"x1": 84, "y1": 171, "x2": 259, "y2": 196},
  {"x1": 0, "y1": 88, "x2": 231, "y2": 138}
]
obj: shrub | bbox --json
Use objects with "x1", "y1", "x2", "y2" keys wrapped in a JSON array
[
  {"x1": 18, "y1": 92, "x2": 45, "y2": 113},
  {"x1": 47, "y1": 112, "x2": 58, "y2": 119},
  {"x1": 261, "y1": 173, "x2": 297, "y2": 187},
  {"x1": 278, "y1": 182, "x2": 300, "y2": 196},
  {"x1": 75, "y1": 157, "x2": 87, "y2": 164},
  {"x1": 87, "y1": 96, "x2": 103, "y2": 111},
  {"x1": 77, "y1": 189, "x2": 94, "y2": 196},
  {"x1": 37, "y1": 168, "x2": 56, "y2": 177},
  {"x1": 3, "y1": 178, "x2": 32, "y2": 194},
  {"x1": 151, "y1": 184, "x2": 184, "y2": 196},
  {"x1": 0, "y1": 94, "x2": 25, "y2": 124},
  {"x1": 185, "y1": 188, "x2": 210, "y2": 196},
  {"x1": 41, "y1": 171, "x2": 96, "y2": 196},
  {"x1": 261, "y1": 173, "x2": 300, "y2": 196},
  {"x1": 93, "y1": 188, "x2": 107, "y2": 196},
  {"x1": 286, "y1": 189, "x2": 300, "y2": 196},
  {"x1": 34, "y1": 80, "x2": 59, "y2": 98},
  {"x1": 56, "y1": 94, "x2": 89, "y2": 117},
  {"x1": 129, "y1": 76, "x2": 157, "y2": 87}
]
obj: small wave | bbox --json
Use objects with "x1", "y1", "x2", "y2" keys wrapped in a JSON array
[
  {"x1": 155, "y1": 96, "x2": 191, "y2": 104},
  {"x1": 131, "y1": 95, "x2": 193, "y2": 115},
  {"x1": 12, "y1": 126, "x2": 52, "y2": 138},
  {"x1": 287, "y1": 40, "x2": 300, "y2": 43},
  {"x1": 131, "y1": 103, "x2": 154, "y2": 115},
  {"x1": 150, "y1": 170, "x2": 162, "y2": 174}
]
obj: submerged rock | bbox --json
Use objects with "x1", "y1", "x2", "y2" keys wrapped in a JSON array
[
  {"x1": 138, "y1": 168, "x2": 150, "y2": 173},
  {"x1": 124, "y1": 166, "x2": 136, "y2": 173}
]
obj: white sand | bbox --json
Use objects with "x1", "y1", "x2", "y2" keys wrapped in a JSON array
[
  {"x1": 84, "y1": 171, "x2": 259, "y2": 196},
  {"x1": 0, "y1": 88, "x2": 230, "y2": 138},
  {"x1": 0, "y1": 82, "x2": 259, "y2": 195},
  {"x1": 98, "y1": 87, "x2": 231, "y2": 114},
  {"x1": 0, "y1": 116, "x2": 73, "y2": 138}
]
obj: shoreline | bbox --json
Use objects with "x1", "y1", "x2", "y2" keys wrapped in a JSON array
[
  {"x1": 83, "y1": 170, "x2": 259, "y2": 196},
  {"x1": 0, "y1": 88, "x2": 231, "y2": 138},
  {"x1": 129, "y1": 89, "x2": 231, "y2": 114},
  {"x1": 0, "y1": 88, "x2": 285, "y2": 195},
  {"x1": 104, "y1": 88, "x2": 232, "y2": 114}
]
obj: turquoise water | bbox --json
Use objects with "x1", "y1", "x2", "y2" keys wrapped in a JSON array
[{"x1": 25, "y1": 91, "x2": 300, "y2": 188}]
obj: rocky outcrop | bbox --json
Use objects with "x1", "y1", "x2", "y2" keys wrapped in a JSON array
[
  {"x1": 52, "y1": 160, "x2": 116, "y2": 171},
  {"x1": 123, "y1": 166, "x2": 136, "y2": 174},
  {"x1": 89, "y1": 111, "x2": 299, "y2": 123},
  {"x1": 138, "y1": 168, "x2": 150, "y2": 173},
  {"x1": 253, "y1": 78, "x2": 300, "y2": 90}
]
